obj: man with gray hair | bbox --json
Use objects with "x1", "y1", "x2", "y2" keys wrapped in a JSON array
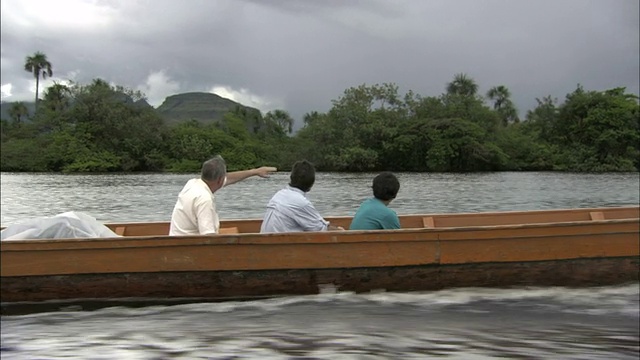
[{"x1": 169, "y1": 155, "x2": 276, "y2": 235}]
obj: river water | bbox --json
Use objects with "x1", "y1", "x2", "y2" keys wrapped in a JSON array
[{"x1": 1, "y1": 172, "x2": 639, "y2": 359}]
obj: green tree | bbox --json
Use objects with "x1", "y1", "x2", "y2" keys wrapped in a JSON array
[
  {"x1": 320, "y1": 83, "x2": 408, "y2": 170},
  {"x1": 487, "y1": 85, "x2": 511, "y2": 110},
  {"x1": 494, "y1": 123, "x2": 555, "y2": 170},
  {"x1": 552, "y1": 86, "x2": 639, "y2": 171},
  {"x1": 61, "y1": 78, "x2": 165, "y2": 171},
  {"x1": 8, "y1": 102, "x2": 29, "y2": 125},
  {"x1": 523, "y1": 95, "x2": 558, "y2": 141},
  {"x1": 24, "y1": 52, "x2": 53, "y2": 110},
  {"x1": 3, "y1": 73, "x2": 636, "y2": 174},
  {"x1": 446, "y1": 73, "x2": 478, "y2": 97},
  {"x1": 1, "y1": 137, "x2": 51, "y2": 171},
  {"x1": 264, "y1": 109, "x2": 294, "y2": 134},
  {"x1": 425, "y1": 118, "x2": 507, "y2": 171},
  {"x1": 33, "y1": 83, "x2": 73, "y2": 133},
  {"x1": 487, "y1": 85, "x2": 519, "y2": 126},
  {"x1": 42, "y1": 82, "x2": 71, "y2": 112},
  {"x1": 231, "y1": 105, "x2": 264, "y2": 134},
  {"x1": 302, "y1": 111, "x2": 324, "y2": 127}
]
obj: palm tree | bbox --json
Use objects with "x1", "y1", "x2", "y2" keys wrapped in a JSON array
[
  {"x1": 498, "y1": 102, "x2": 519, "y2": 126},
  {"x1": 24, "y1": 52, "x2": 53, "y2": 110},
  {"x1": 303, "y1": 111, "x2": 322, "y2": 126},
  {"x1": 486, "y1": 85, "x2": 511, "y2": 110},
  {"x1": 487, "y1": 85, "x2": 519, "y2": 126},
  {"x1": 446, "y1": 73, "x2": 478, "y2": 97},
  {"x1": 265, "y1": 109, "x2": 293, "y2": 134},
  {"x1": 8, "y1": 102, "x2": 29, "y2": 125}
]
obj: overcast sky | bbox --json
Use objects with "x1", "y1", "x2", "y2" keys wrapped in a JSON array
[{"x1": 1, "y1": 0, "x2": 638, "y2": 125}]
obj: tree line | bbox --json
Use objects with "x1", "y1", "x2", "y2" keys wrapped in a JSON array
[{"x1": 1, "y1": 53, "x2": 638, "y2": 173}]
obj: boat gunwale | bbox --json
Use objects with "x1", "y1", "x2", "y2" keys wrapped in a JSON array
[
  {"x1": 103, "y1": 205, "x2": 640, "y2": 227},
  {"x1": 1, "y1": 217, "x2": 637, "y2": 252},
  {"x1": 2, "y1": 205, "x2": 638, "y2": 230}
]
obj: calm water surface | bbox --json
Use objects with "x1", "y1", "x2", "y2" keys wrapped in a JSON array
[
  {"x1": 1, "y1": 172, "x2": 638, "y2": 224},
  {"x1": 1, "y1": 172, "x2": 639, "y2": 359}
]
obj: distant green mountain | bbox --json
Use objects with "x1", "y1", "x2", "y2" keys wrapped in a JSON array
[
  {"x1": 156, "y1": 92, "x2": 262, "y2": 124},
  {"x1": 1, "y1": 92, "x2": 262, "y2": 125}
]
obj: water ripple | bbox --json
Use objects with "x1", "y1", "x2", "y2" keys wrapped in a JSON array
[
  {"x1": 1, "y1": 285, "x2": 638, "y2": 359},
  {"x1": 1, "y1": 173, "x2": 639, "y2": 359},
  {"x1": 1, "y1": 172, "x2": 639, "y2": 225}
]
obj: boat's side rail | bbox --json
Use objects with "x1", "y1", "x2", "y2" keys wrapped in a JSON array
[
  {"x1": 1, "y1": 218, "x2": 638, "y2": 277},
  {"x1": 106, "y1": 206, "x2": 640, "y2": 236},
  {"x1": 3, "y1": 206, "x2": 638, "y2": 236},
  {"x1": 409, "y1": 206, "x2": 639, "y2": 228}
]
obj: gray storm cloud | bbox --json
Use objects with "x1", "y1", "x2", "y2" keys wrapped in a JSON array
[{"x1": 1, "y1": 0, "x2": 638, "y2": 124}]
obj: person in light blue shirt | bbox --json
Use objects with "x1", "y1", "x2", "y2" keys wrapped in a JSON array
[
  {"x1": 350, "y1": 172, "x2": 401, "y2": 230},
  {"x1": 261, "y1": 160, "x2": 344, "y2": 233}
]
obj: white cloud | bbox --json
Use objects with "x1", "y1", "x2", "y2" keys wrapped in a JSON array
[
  {"x1": 1, "y1": 83, "x2": 13, "y2": 99},
  {"x1": 29, "y1": 78, "x2": 73, "y2": 94},
  {"x1": 210, "y1": 85, "x2": 284, "y2": 114},
  {"x1": 137, "y1": 70, "x2": 181, "y2": 107},
  {"x1": 28, "y1": 71, "x2": 77, "y2": 95},
  {"x1": 1, "y1": 0, "x2": 115, "y2": 30},
  {"x1": 2, "y1": 70, "x2": 80, "y2": 102}
]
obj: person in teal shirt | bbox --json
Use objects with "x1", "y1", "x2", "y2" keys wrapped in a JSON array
[{"x1": 350, "y1": 172, "x2": 401, "y2": 230}]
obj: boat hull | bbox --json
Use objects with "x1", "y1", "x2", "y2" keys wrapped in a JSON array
[
  {"x1": 2, "y1": 257, "x2": 637, "y2": 303},
  {"x1": 2, "y1": 211, "x2": 639, "y2": 313}
]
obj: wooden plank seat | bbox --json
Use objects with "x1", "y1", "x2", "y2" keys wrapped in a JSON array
[
  {"x1": 219, "y1": 227, "x2": 239, "y2": 235},
  {"x1": 423, "y1": 217, "x2": 435, "y2": 228}
]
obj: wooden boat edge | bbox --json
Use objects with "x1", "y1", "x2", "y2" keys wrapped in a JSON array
[
  {"x1": 2, "y1": 218, "x2": 637, "y2": 277},
  {"x1": 104, "y1": 205, "x2": 640, "y2": 226},
  {"x1": 1, "y1": 217, "x2": 637, "y2": 248},
  {"x1": 2, "y1": 205, "x2": 638, "y2": 233}
]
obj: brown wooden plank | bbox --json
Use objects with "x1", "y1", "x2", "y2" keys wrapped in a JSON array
[
  {"x1": 435, "y1": 219, "x2": 639, "y2": 241},
  {"x1": 0, "y1": 229, "x2": 441, "y2": 251},
  {"x1": 108, "y1": 222, "x2": 170, "y2": 236},
  {"x1": 404, "y1": 206, "x2": 639, "y2": 228},
  {"x1": 590, "y1": 211, "x2": 605, "y2": 221},
  {"x1": 0, "y1": 240, "x2": 440, "y2": 276},
  {"x1": 114, "y1": 227, "x2": 125, "y2": 236},
  {"x1": 440, "y1": 232, "x2": 639, "y2": 264},
  {"x1": 219, "y1": 227, "x2": 239, "y2": 234},
  {"x1": 423, "y1": 217, "x2": 435, "y2": 228},
  {"x1": 3, "y1": 219, "x2": 638, "y2": 277}
]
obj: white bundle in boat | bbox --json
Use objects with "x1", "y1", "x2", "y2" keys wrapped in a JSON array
[{"x1": 1, "y1": 212, "x2": 120, "y2": 241}]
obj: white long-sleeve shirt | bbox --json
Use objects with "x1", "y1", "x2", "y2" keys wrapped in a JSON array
[{"x1": 260, "y1": 185, "x2": 329, "y2": 233}]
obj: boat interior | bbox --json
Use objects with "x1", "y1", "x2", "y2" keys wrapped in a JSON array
[{"x1": 103, "y1": 206, "x2": 640, "y2": 237}]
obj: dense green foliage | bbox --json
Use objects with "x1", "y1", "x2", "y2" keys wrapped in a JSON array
[{"x1": 1, "y1": 75, "x2": 638, "y2": 173}]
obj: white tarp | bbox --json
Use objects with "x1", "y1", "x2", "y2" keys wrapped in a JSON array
[{"x1": 1, "y1": 212, "x2": 120, "y2": 241}]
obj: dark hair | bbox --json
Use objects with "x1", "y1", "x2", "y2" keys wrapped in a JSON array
[
  {"x1": 289, "y1": 160, "x2": 315, "y2": 192},
  {"x1": 201, "y1": 155, "x2": 227, "y2": 182},
  {"x1": 372, "y1": 172, "x2": 400, "y2": 201}
]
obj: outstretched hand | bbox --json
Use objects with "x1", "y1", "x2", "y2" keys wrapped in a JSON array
[{"x1": 255, "y1": 166, "x2": 277, "y2": 178}]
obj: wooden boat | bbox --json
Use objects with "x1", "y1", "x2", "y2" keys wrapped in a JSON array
[{"x1": 1, "y1": 206, "x2": 638, "y2": 313}]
